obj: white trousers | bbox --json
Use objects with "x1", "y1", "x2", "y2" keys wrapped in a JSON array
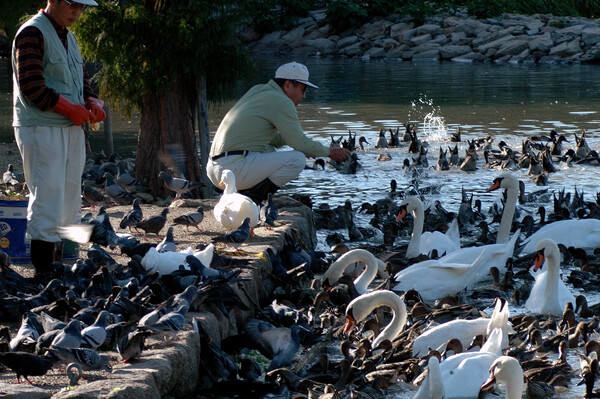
[
  {"x1": 14, "y1": 125, "x2": 86, "y2": 242},
  {"x1": 207, "y1": 150, "x2": 306, "y2": 190}
]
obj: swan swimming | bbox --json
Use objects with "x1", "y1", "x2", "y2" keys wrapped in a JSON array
[
  {"x1": 525, "y1": 238, "x2": 575, "y2": 315},
  {"x1": 321, "y1": 248, "x2": 387, "y2": 294}
]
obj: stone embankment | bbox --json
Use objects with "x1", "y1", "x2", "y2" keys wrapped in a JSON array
[{"x1": 243, "y1": 9, "x2": 600, "y2": 64}]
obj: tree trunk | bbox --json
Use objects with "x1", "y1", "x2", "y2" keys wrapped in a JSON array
[
  {"x1": 196, "y1": 74, "x2": 213, "y2": 198},
  {"x1": 136, "y1": 81, "x2": 201, "y2": 198}
]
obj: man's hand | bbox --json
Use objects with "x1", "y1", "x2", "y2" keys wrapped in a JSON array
[
  {"x1": 85, "y1": 97, "x2": 107, "y2": 123},
  {"x1": 53, "y1": 95, "x2": 94, "y2": 126},
  {"x1": 329, "y1": 147, "x2": 351, "y2": 162}
]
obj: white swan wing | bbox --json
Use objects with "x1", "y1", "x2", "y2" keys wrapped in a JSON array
[
  {"x1": 420, "y1": 231, "x2": 460, "y2": 257},
  {"x1": 522, "y1": 219, "x2": 600, "y2": 253},
  {"x1": 412, "y1": 318, "x2": 490, "y2": 356},
  {"x1": 441, "y1": 352, "x2": 498, "y2": 398}
]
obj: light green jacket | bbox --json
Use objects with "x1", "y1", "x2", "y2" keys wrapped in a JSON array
[{"x1": 210, "y1": 80, "x2": 329, "y2": 158}]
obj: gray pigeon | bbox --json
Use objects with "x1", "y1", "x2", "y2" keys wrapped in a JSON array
[
  {"x1": 172, "y1": 207, "x2": 204, "y2": 232},
  {"x1": 82, "y1": 182, "x2": 108, "y2": 210},
  {"x1": 104, "y1": 172, "x2": 135, "y2": 205},
  {"x1": 46, "y1": 346, "x2": 111, "y2": 371},
  {"x1": 212, "y1": 217, "x2": 251, "y2": 244},
  {"x1": 119, "y1": 198, "x2": 143, "y2": 233},
  {"x1": 81, "y1": 311, "x2": 110, "y2": 349},
  {"x1": 3, "y1": 164, "x2": 20, "y2": 188},
  {"x1": 260, "y1": 193, "x2": 278, "y2": 227},
  {"x1": 117, "y1": 329, "x2": 152, "y2": 363},
  {"x1": 50, "y1": 320, "x2": 82, "y2": 349},
  {"x1": 158, "y1": 171, "x2": 204, "y2": 200},
  {"x1": 147, "y1": 304, "x2": 188, "y2": 339},
  {"x1": 136, "y1": 208, "x2": 169, "y2": 238},
  {"x1": 156, "y1": 226, "x2": 176, "y2": 253}
]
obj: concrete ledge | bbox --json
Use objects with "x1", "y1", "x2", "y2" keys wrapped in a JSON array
[{"x1": 46, "y1": 196, "x2": 316, "y2": 398}]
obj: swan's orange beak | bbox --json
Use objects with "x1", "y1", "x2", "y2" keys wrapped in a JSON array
[
  {"x1": 533, "y1": 251, "x2": 545, "y2": 272},
  {"x1": 486, "y1": 180, "x2": 501, "y2": 192},
  {"x1": 395, "y1": 207, "x2": 407, "y2": 223},
  {"x1": 218, "y1": 181, "x2": 225, "y2": 187},
  {"x1": 343, "y1": 315, "x2": 356, "y2": 335},
  {"x1": 480, "y1": 372, "x2": 496, "y2": 391}
]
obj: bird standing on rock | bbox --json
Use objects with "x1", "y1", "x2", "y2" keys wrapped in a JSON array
[
  {"x1": 212, "y1": 217, "x2": 251, "y2": 244},
  {"x1": 136, "y1": 208, "x2": 169, "y2": 238}
]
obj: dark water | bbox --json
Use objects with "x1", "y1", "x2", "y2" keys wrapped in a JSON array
[{"x1": 2, "y1": 56, "x2": 600, "y2": 397}]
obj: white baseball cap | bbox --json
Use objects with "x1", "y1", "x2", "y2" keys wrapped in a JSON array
[
  {"x1": 275, "y1": 62, "x2": 318, "y2": 89},
  {"x1": 72, "y1": 0, "x2": 99, "y2": 5}
]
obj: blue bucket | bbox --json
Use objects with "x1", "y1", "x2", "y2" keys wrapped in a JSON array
[{"x1": 0, "y1": 197, "x2": 30, "y2": 263}]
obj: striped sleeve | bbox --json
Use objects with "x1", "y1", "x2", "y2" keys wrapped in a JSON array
[{"x1": 13, "y1": 26, "x2": 59, "y2": 111}]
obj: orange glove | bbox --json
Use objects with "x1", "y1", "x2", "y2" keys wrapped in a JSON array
[
  {"x1": 53, "y1": 95, "x2": 94, "y2": 126},
  {"x1": 85, "y1": 97, "x2": 107, "y2": 123}
]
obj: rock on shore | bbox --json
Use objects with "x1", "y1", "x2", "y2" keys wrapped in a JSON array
[{"x1": 243, "y1": 8, "x2": 600, "y2": 64}]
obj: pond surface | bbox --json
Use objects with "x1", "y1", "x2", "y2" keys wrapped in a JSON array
[{"x1": 2, "y1": 55, "x2": 600, "y2": 397}]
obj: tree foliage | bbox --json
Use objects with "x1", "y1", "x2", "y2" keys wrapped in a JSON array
[{"x1": 72, "y1": 0, "x2": 254, "y2": 117}]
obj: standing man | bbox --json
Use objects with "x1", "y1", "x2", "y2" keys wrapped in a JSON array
[
  {"x1": 207, "y1": 61, "x2": 350, "y2": 204},
  {"x1": 12, "y1": 0, "x2": 106, "y2": 283}
]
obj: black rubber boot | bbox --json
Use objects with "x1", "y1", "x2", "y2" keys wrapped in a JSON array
[
  {"x1": 30, "y1": 240, "x2": 55, "y2": 285},
  {"x1": 239, "y1": 178, "x2": 279, "y2": 205},
  {"x1": 54, "y1": 240, "x2": 64, "y2": 263}
]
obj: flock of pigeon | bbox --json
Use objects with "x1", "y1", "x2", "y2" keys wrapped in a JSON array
[{"x1": 6, "y1": 124, "x2": 600, "y2": 399}]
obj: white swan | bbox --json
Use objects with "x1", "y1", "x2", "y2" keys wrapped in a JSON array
[
  {"x1": 321, "y1": 249, "x2": 386, "y2": 294},
  {"x1": 486, "y1": 173, "x2": 519, "y2": 244},
  {"x1": 481, "y1": 356, "x2": 525, "y2": 399},
  {"x1": 521, "y1": 218, "x2": 600, "y2": 254},
  {"x1": 412, "y1": 298, "x2": 512, "y2": 356},
  {"x1": 213, "y1": 170, "x2": 259, "y2": 231},
  {"x1": 414, "y1": 356, "x2": 445, "y2": 399},
  {"x1": 525, "y1": 238, "x2": 575, "y2": 315},
  {"x1": 415, "y1": 328, "x2": 503, "y2": 399},
  {"x1": 434, "y1": 174, "x2": 519, "y2": 278},
  {"x1": 343, "y1": 290, "x2": 407, "y2": 348},
  {"x1": 396, "y1": 196, "x2": 460, "y2": 258},
  {"x1": 393, "y1": 246, "x2": 494, "y2": 302}
]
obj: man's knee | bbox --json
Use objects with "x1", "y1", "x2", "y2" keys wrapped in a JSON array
[{"x1": 288, "y1": 151, "x2": 307, "y2": 171}]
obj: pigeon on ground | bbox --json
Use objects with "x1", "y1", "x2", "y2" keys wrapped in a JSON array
[
  {"x1": 50, "y1": 320, "x2": 82, "y2": 349},
  {"x1": 104, "y1": 172, "x2": 135, "y2": 205},
  {"x1": 117, "y1": 328, "x2": 152, "y2": 363},
  {"x1": 241, "y1": 319, "x2": 301, "y2": 372},
  {"x1": 82, "y1": 182, "x2": 108, "y2": 210},
  {"x1": 46, "y1": 346, "x2": 111, "y2": 371},
  {"x1": 10, "y1": 312, "x2": 40, "y2": 352},
  {"x1": 116, "y1": 164, "x2": 149, "y2": 192},
  {"x1": 212, "y1": 217, "x2": 251, "y2": 244},
  {"x1": 260, "y1": 193, "x2": 278, "y2": 227},
  {"x1": 158, "y1": 171, "x2": 204, "y2": 200},
  {"x1": 3, "y1": 164, "x2": 20, "y2": 188},
  {"x1": 81, "y1": 310, "x2": 110, "y2": 349},
  {"x1": 172, "y1": 207, "x2": 204, "y2": 232},
  {"x1": 0, "y1": 352, "x2": 55, "y2": 384},
  {"x1": 119, "y1": 198, "x2": 143, "y2": 233},
  {"x1": 156, "y1": 226, "x2": 177, "y2": 253},
  {"x1": 58, "y1": 207, "x2": 135, "y2": 249},
  {"x1": 136, "y1": 208, "x2": 169, "y2": 238}
]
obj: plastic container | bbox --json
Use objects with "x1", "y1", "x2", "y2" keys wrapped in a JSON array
[{"x1": 0, "y1": 197, "x2": 30, "y2": 262}]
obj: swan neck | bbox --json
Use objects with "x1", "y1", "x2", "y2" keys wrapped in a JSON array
[
  {"x1": 373, "y1": 293, "x2": 407, "y2": 347},
  {"x1": 407, "y1": 203, "x2": 424, "y2": 257},
  {"x1": 497, "y1": 185, "x2": 517, "y2": 244},
  {"x1": 353, "y1": 256, "x2": 379, "y2": 294}
]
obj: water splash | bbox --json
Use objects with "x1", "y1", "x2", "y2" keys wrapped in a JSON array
[
  {"x1": 408, "y1": 94, "x2": 449, "y2": 141},
  {"x1": 422, "y1": 112, "x2": 448, "y2": 141}
]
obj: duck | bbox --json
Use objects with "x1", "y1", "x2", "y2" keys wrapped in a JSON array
[
  {"x1": 480, "y1": 356, "x2": 525, "y2": 399},
  {"x1": 321, "y1": 249, "x2": 387, "y2": 295},
  {"x1": 395, "y1": 196, "x2": 460, "y2": 259},
  {"x1": 525, "y1": 238, "x2": 575, "y2": 316},
  {"x1": 213, "y1": 169, "x2": 259, "y2": 231},
  {"x1": 412, "y1": 297, "x2": 512, "y2": 356},
  {"x1": 520, "y1": 217, "x2": 600, "y2": 254},
  {"x1": 343, "y1": 290, "x2": 407, "y2": 348},
  {"x1": 415, "y1": 328, "x2": 504, "y2": 398}
]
